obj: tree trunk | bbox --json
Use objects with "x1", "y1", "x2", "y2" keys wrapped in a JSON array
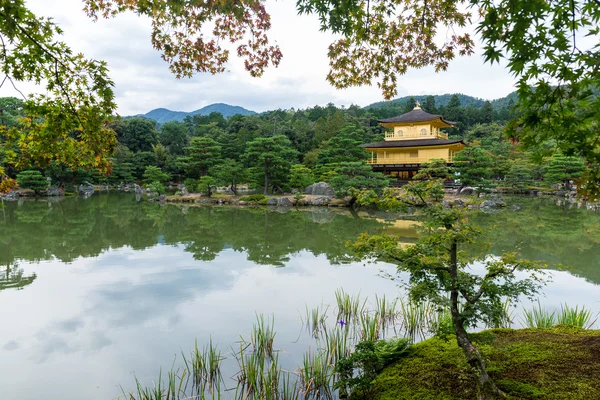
[
  {"x1": 263, "y1": 159, "x2": 269, "y2": 196},
  {"x1": 449, "y1": 240, "x2": 503, "y2": 400}
]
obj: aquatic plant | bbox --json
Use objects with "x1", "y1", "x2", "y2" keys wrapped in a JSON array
[
  {"x1": 521, "y1": 301, "x2": 555, "y2": 328},
  {"x1": 359, "y1": 312, "x2": 381, "y2": 342},
  {"x1": 334, "y1": 288, "x2": 365, "y2": 323},
  {"x1": 399, "y1": 298, "x2": 430, "y2": 342},
  {"x1": 556, "y1": 304, "x2": 597, "y2": 329},
  {"x1": 299, "y1": 349, "x2": 334, "y2": 399},
  {"x1": 303, "y1": 305, "x2": 328, "y2": 338}
]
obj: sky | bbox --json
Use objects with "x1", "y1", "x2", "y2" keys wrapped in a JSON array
[{"x1": 4, "y1": 0, "x2": 518, "y2": 115}]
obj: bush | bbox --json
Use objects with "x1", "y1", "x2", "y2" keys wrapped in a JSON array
[
  {"x1": 239, "y1": 194, "x2": 266, "y2": 202},
  {"x1": 335, "y1": 338, "x2": 410, "y2": 398},
  {"x1": 146, "y1": 181, "x2": 165, "y2": 195},
  {"x1": 184, "y1": 178, "x2": 197, "y2": 193}
]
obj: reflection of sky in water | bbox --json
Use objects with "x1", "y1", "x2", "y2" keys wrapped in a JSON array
[
  {"x1": 0, "y1": 202, "x2": 599, "y2": 399},
  {"x1": 0, "y1": 245, "x2": 402, "y2": 400}
]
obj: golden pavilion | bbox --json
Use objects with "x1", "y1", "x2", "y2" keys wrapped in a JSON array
[{"x1": 361, "y1": 102, "x2": 465, "y2": 180}]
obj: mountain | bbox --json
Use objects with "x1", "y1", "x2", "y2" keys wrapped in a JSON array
[
  {"x1": 132, "y1": 103, "x2": 256, "y2": 124},
  {"x1": 366, "y1": 92, "x2": 518, "y2": 111}
]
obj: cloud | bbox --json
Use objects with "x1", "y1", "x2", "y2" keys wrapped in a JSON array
[{"x1": 10, "y1": 1, "x2": 517, "y2": 115}]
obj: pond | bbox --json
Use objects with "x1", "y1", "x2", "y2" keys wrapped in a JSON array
[{"x1": 0, "y1": 194, "x2": 599, "y2": 399}]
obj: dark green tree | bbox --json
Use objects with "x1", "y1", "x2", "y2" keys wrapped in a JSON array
[
  {"x1": 317, "y1": 126, "x2": 366, "y2": 165},
  {"x1": 422, "y1": 96, "x2": 436, "y2": 114},
  {"x1": 329, "y1": 162, "x2": 391, "y2": 201},
  {"x1": 213, "y1": 159, "x2": 247, "y2": 195},
  {"x1": 179, "y1": 137, "x2": 222, "y2": 178},
  {"x1": 244, "y1": 135, "x2": 298, "y2": 195},
  {"x1": 480, "y1": 101, "x2": 494, "y2": 124},
  {"x1": 197, "y1": 176, "x2": 217, "y2": 197},
  {"x1": 142, "y1": 166, "x2": 170, "y2": 184},
  {"x1": 159, "y1": 121, "x2": 189, "y2": 155},
  {"x1": 132, "y1": 152, "x2": 158, "y2": 179},
  {"x1": 505, "y1": 161, "x2": 535, "y2": 191},
  {"x1": 413, "y1": 158, "x2": 451, "y2": 180},
  {"x1": 403, "y1": 96, "x2": 417, "y2": 113},
  {"x1": 289, "y1": 164, "x2": 315, "y2": 191},
  {"x1": 452, "y1": 147, "x2": 494, "y2": 192},
  {"x1": 115, "y1": 118, "x2": 159, "y2": 153},
  {"x1": 544, "y1": 155, "x2": 586, "y2": 191},
  {"x1": 16, "y1": 170, "x2": 48, "y2": 195}
]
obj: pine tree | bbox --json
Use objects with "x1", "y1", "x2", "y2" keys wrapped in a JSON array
[
  {"x1": 452, "y1": 147, "x2": 494, "y2": 192},
  {"x1": 179, "y1": 137, "x2": 222, "y2": 178},
  {"x1": 244, "y1": 135, "x2": 298, "y2": 195},
  {"x1": 544, "y1": 155, "x2": 586, "y2": 191},
  {"x1": 16, "y1": 170, "x2": 48, "y2": 195}
]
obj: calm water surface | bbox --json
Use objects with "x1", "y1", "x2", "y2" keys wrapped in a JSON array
[{"x1": 0, "y1": 194, "x2": 599, "y2": 399}]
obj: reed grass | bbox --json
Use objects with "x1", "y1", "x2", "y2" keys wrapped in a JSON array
[
  {"x1": 521, "y1": 301, "x2": 556, "y2": 328},
  {"x1": 252, "y1": 314, "x2": 276, "y2": 359},
  {"x1": 557, "y1": 304, "x2": 597, "y2": 328},
  {"x1": 300, "y1": 349, "x2": 334, "y2": 399},
  {"x1": 304, "y1": 305, "x2": 328, "y2": 338},
  {"x1": 359, "y1": 312, "x2": 381, "y2": 342},
  {"x1": 399, "y1": 298, "x2": 429, "y2": 341},
  {"x1": 335, "y1": 288, "x2": 365, "y2": 323}
]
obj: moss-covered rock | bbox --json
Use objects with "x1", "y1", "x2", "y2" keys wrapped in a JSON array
[{"x1": 370, "y1": 327, "x2": 600, "y2": 400}]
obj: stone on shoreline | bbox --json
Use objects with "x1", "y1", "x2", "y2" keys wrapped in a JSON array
[{"x1": 305, "y1": 182, "x2": 335, "y2": 196}]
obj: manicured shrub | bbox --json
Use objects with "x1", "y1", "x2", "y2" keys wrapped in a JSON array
[{"x1": 239, "y1": 194, "x2": 266, "y2": 202}]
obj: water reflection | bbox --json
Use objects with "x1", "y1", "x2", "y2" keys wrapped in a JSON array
[{"x1": 0, "y1": 194, "x2": 598, "y2": 400}]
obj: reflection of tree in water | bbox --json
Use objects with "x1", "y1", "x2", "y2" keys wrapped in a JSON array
[
  {"x1": 2, "y1": 195, "x2": 597, "y2": 287},
  {"x1": 0, "y1": 194, "x2": 387, "y2": 271},
  {"x1": 0, "y1": 262, "x2": 36, "y2": 291},
  {"x1": 469, "y1": 199, "x2": 600, "y2": 285}
]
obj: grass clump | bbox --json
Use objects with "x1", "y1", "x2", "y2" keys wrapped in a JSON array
[
  {"x1": 521, "y1": 301, "x2": 597, "y2": 329},
  {"x1": 239, "y1": 194, "x2": 266, "y2": 202},
  {"x1": 369, "y1": 327, "x2": 600, "y2": 400}
]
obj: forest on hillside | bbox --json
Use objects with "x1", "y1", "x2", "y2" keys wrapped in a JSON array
[{"x1": 0, "y1": 94, "x2": 585, "y2": 196}]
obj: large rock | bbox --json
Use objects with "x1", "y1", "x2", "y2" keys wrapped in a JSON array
[
  {"x1": 305, "y1": 182, "x2": 335, "y2": 196},
  {"x1": 267, "y1": 198, "x2": 278, "y2": 206},
  {"x1": 45, "y1": 187, "x2": 60, "y2": 196},
  {"x1": 454, "y1": 198, "x2": 466, "y2": 207},
  {"x1": 481, "y1": 198, "x2": 507, "y2": 209},
  {"x1": 178, "y1": 184, "x2": 189, "y2": 196},
  {"x1": 277, "y1": 197, "x2": 294, "y2": 207},
  {"x1": 309, "y1": 196, "x2": 331, "y2": 206},
  {"x1": 459, "y1": 186, "x2": 476, "y2": 195}
]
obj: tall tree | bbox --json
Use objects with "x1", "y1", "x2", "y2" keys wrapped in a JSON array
[
  {"x1": 213, "y1": 158, "x2": 247, "y2": 195},
  {"x1": 179, "y1": 137, "x2": 222, "y2": 178},
  {"x1": 403, "y1": 96, "x2": 417, "y2": 113},
  {"x1": 317, "y1": 126, "x2": 367, "y2": 165},
  {"x1": 422, "y1": 96, "x2": 436, "y2": 114},
  {"x1": 159, "y1": 121, "x2": 189, "y2": 155},
  {"x1": 244, "y1": 135, "x2": 298, "y2": 195},
  {"x1": 115, "y1": 118, "x2": 159, "y2": 153},
  {"x1": 480, "y1": 101, "x2": 494, "y2": 124}
]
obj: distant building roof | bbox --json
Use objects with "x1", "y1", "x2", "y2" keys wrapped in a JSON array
[
  {"x1": 360, "y1": 139, "x2": 464, "y2": 149},
  {"x1": 377, "y1": 105, "x2": 455, "y2": 126}
]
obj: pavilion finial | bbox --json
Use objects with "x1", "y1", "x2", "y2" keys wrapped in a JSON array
[{"x1": 414, "y1": 100, "x2": 421, "y2": 110}]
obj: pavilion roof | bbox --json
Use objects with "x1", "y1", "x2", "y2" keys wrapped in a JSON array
[
  {"x1": 377, "y1": 108, "x2": 455, "y2": 126},
  {"x1": 360, "y1": 139, "x2": 464, "y2": 149}
]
